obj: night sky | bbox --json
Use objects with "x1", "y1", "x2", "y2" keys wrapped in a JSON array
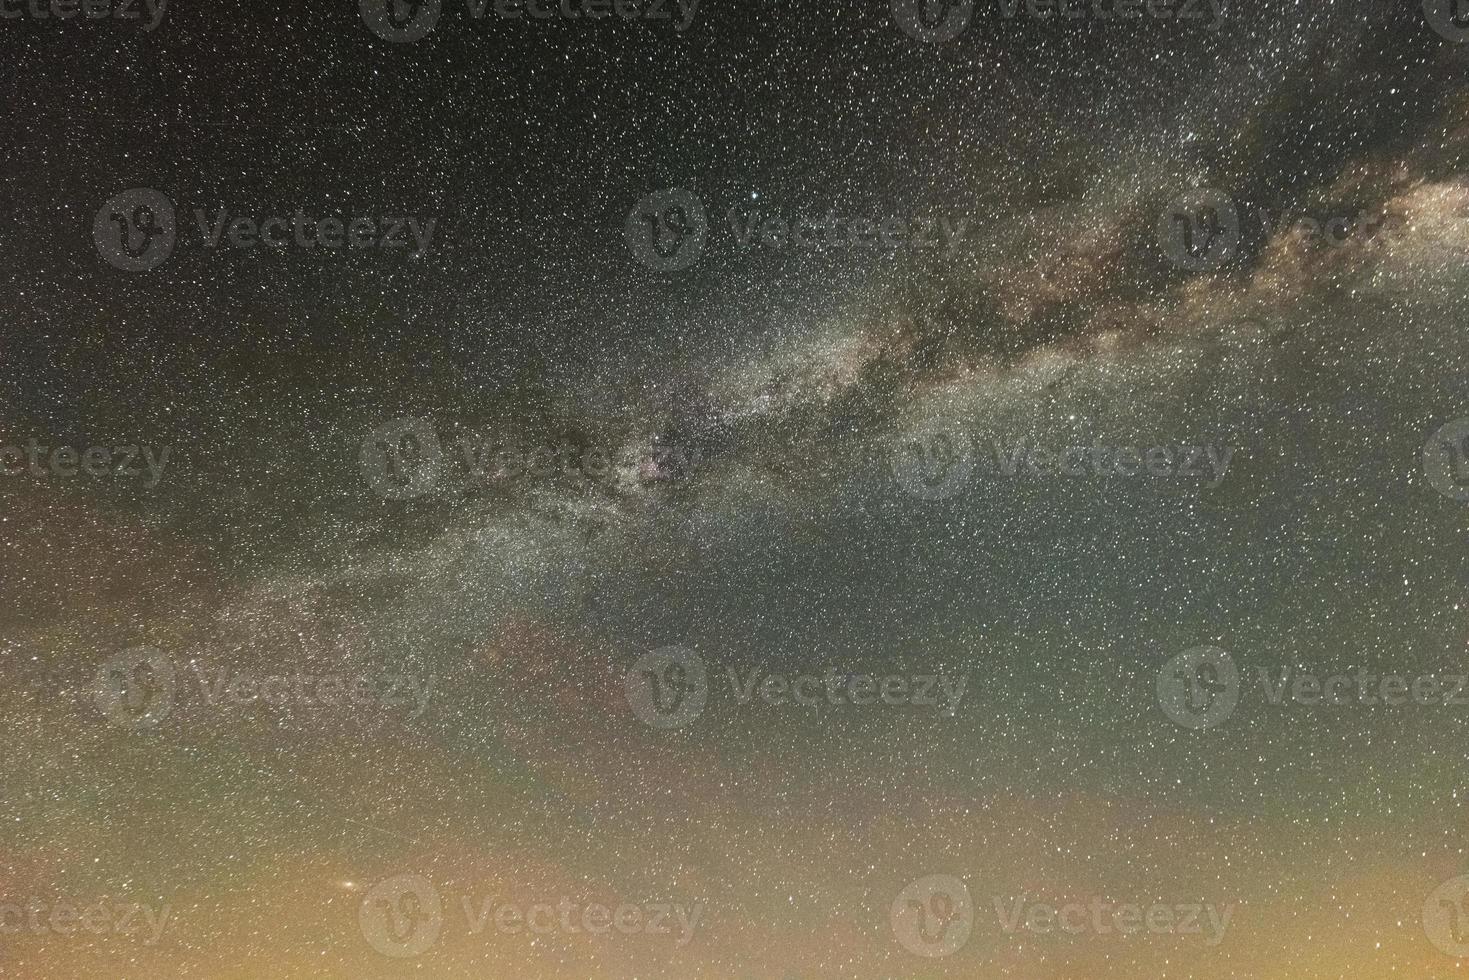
[{"x1": 4, "y1": 0, "x2": 1469, "y2": 977}]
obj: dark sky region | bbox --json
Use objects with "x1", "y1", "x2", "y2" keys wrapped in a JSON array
[{"x1": 3, "y1": 0, "x2": 1469, "y2": 976}]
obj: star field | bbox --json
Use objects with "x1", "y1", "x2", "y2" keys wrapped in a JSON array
[{"x1": 2, "y1": 1, "x2": 1469, "y2": 977}]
